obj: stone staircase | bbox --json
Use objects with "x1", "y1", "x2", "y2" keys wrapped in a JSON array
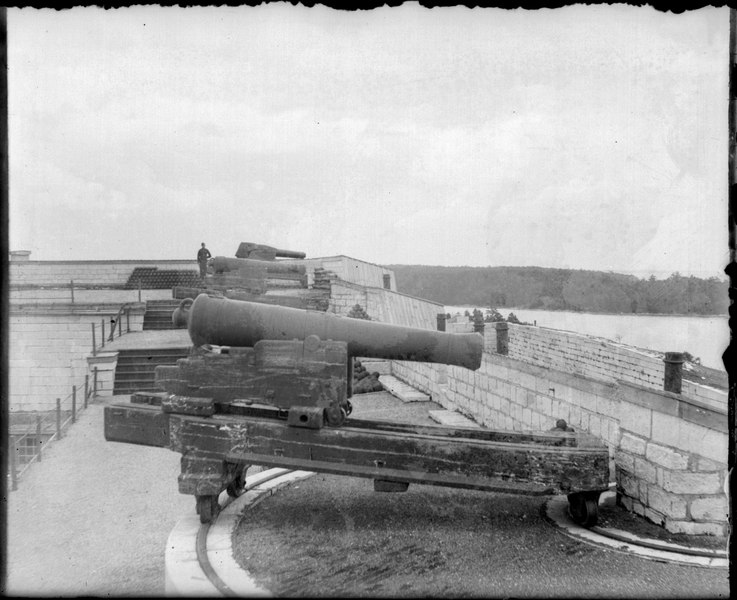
[
  {"x1": 113, "y1": 348, "x2": 190, "y2": 395},
  {"x1": 143, "y1": 300, "x2": 184, "y2": 330}
]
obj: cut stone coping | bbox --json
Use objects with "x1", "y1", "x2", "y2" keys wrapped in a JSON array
[
  {"x1": 544, "y1": 494, "x2": 729, "y2": 569},
  {"x1": 165, "y1": 468, "x2": 316, "y2": 597},
  {"x1": 379, "y1": 374, "x2": 431, "y2": 402},
  {"x1": 428, "y1": 409, "x2": 482, "y2": 428}
]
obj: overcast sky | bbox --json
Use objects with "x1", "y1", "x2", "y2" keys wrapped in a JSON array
[{"x1": 7, "y1": 4, "x2": 730, "y2": 279}]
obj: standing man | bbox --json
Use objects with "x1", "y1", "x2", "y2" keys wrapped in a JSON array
[{"x1": 197, "y1": 242, "x2": 211, "y2": 279}]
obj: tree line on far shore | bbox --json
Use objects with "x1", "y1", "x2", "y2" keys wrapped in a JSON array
[{"x1": 387, "y1": 265, "x2": 729, "y2": 315}]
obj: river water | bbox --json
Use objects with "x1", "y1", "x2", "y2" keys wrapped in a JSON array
[{"x1": 445, "y1": 306, "x2": 729, "y2": 371}]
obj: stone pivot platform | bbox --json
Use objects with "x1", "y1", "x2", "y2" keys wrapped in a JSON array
[{"x1": 379, "y1": 374, "x2": 430, "y2": 403}]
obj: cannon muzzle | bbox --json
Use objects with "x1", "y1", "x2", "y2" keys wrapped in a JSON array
[
  {"x1": 235, "y1": 242, "x2": 306, "y2": 261},
  {"x1": 173, "y1": 294, "x2": 483, "y2": 370}
]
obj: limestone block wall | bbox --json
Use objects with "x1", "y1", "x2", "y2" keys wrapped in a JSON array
[
  {"x1": 484, "y1": 323, "x2": 725, "y2": 398},
  {"x1": 10, "y1": 256, "x2": 395, "y2": 298},
  {"x1": 391, "y1": 325, "x2": 728, "y2": 535},
  {"x1": 680, "y1": 380, "x2": 728, "y2": 411},
  {"x1": 10, "y1": 288, "x2": 175, "y2": 305},
  {"x1": 483, "y1": 323, "x2": 727, "y2": 409},
  {"x1": 8, "y1": 305, "x2": 145, "y2": 411},
  {"x1": 329, "y1": 280, "x2": 442, "y2": 330},
  {"x1": 10, "y1": 260, "x2": 195, "y2": 287},
  {"x1": 6, "y1": 257, "x2": 416, "y2": 413},
  {"x1": 300, "y1": 255, "x2": 395, "y2": 290}
]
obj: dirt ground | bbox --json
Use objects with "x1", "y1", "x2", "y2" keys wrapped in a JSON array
[
  {"x1": 4, "y1": 397, "x2": 193, "y2": 597},
  {"x1": 230, "y1": 392, "x2": 729, "y2": 598},
  {"x1": 231, "y1": 474, "x2": 729, "y2": 598}
]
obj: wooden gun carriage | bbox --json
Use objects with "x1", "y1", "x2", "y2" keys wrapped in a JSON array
[{"x1": 104, "y1": 294, "x2": 610, "y2": 526}]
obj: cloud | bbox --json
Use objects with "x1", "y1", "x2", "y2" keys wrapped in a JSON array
[{"x1": 6, "y1": 5, "x2": 730, "y2": 278}]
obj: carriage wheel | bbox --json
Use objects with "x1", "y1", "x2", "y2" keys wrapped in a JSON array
[
  {"x1": 226, "y1": 464, "x2": 249, "y2": 498},
  {"x1": 196, "y1": 494, "x2": 220, "y2": 524},
  {"x1": 567, "y1": 492, "x2": 599, "y2": 527}
]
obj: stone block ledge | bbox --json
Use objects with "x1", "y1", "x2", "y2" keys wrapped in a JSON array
[{"x1": 616, "y1": 380, "x2": 726, "y2": 433}]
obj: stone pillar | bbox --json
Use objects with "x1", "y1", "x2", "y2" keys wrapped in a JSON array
[
  {"x1": 9, "y1": 250, "x2": 31, "y2": 261},
  {"x1": 87, "y1": 352, "x2": 119, "y2": 397},
  {"x1": 495, "y1": 322, "x2": 509, "y2": 355},
  {"x1": 663, "y1": 351, "x2": 685, "y2": 394},
  {"x1": 436, "y1": 313, "x2": 446, "y2": 332}
]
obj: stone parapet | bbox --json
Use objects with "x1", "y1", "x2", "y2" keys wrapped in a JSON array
[
  {"x1": 8, "y1": 304, "x2": 145, "y2": 410},
  {"x1": 389, "y1": 345, "x2": 728, "y2": 536},
  {"x1": 10, "y1": 259, "x2": 195, "y2": 287},
  {"x1": 328, "y1": 281, "x2": 441, "y2": 330},
  {"x1": 86, "y1": 352, "x2": 118, "y2": 398}
]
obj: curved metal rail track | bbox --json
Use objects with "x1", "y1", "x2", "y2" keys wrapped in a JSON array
[
  {"x1": 195, "y1": 522, "x2": 237, "y2": 597},
  {"x1": 190, "y1": 470, "x2": 727, "y2": 597},
  {"x1": 194, "y1": 468, "x2": 297, "y2": 596}
]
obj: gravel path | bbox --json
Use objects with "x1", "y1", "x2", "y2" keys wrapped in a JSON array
[{"x1": 4, "y1": 396, "x2": 192, "y2": 597}]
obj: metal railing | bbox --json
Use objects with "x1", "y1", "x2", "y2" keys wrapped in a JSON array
[
  {"x1": 7, "y1": 371, "x2": 100, "y2": 491},
  {"x1": 107, "y1": 303, "x2": 133, "y2": 342},
  {"x1": 90, "y1": 303, "x2": 133, "y2": 356}
]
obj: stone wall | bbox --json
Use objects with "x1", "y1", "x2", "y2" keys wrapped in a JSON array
[
  {"x1": 10, "y1": 255, "x2": 395, "y2": 290},
  {"x1": 300, "y1": 255, "x2": 395, "y2": 290},
  {"x1": 10, "y1": 288, "x2": 175, "y2": 305},
  {"x1": 497, "y1": 324, "x2": 665, "y2": 390},
  {"x1": 483, "y1": 323, "x2": 727, "y2": 407},
  {"x1": 7, "y1": 256, "x2": 402, "y2": 412},
  {"x1": 329, "y1": 280, "x2": 442, "y2": 330},
  {"x1": 9, "y1": 260, "x2": 196, "y2": 287},
  {"x1": 390, "y1": 323, "x2": 728, "y2": 535},
  {"x1": 8, "y1": 305, "x2": 146, "y2": 411}
]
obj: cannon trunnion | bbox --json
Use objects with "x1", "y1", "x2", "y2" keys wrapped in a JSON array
[{"x1": 104, "y1": 295, "x2": 610, "y2": 526}]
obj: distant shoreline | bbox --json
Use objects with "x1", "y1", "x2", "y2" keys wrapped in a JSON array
[{"x1": 444, "y1": 306, "x2": 729, "y2": 319}]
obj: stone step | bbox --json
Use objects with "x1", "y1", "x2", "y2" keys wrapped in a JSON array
[
  {"x1": 116, "y1": 348, "x2": 190, "y2": 358},
  {"x1": 115, "y1": 358, "x2": 185, "y2": 367},
  {"x1": 114, "y1": 370, "x2": 163, "y2": 380},
  {"x1": 113, "y1": 348, "x2": 189, "y2": 394},
  {"x1": 143, "y1": 301, "x2": 181, "y2": 331},
  {"x1": 378, "y1": 375, "x2": 430, "y2": 403},
  {"x1": 143, "y1": 310, "x2": 177, "y2": 317},
  {"x1": 114, "y1": 384, "x2": 160, "y2": 395},
  {"x1": 428, "y1": 409, "x2": 482, "y2": 429},
  {"x1": 143, "y1": 323, "x2": 184, "y2": 330}
]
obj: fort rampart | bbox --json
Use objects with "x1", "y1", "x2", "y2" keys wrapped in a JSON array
[
  {"x1": 9, "y1": 257, "x2": 728, "y2": 535},
  {"x1": 391, "y1": 323, "x2": 728, "y2": 536},
  {"x1": 8, "y1": 258, "x2": 427, "y2": 409}
]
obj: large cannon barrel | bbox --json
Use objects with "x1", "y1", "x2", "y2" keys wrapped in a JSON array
[
  {"x1": 210, "y1": 256, "x2": 306, "y2": 275},
  {"x1": 174, "y1": 294, "x2": 483, "y2": 370},
  {"x1": 235, "y1": 242, "x2": 306, "y2": 261}
]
